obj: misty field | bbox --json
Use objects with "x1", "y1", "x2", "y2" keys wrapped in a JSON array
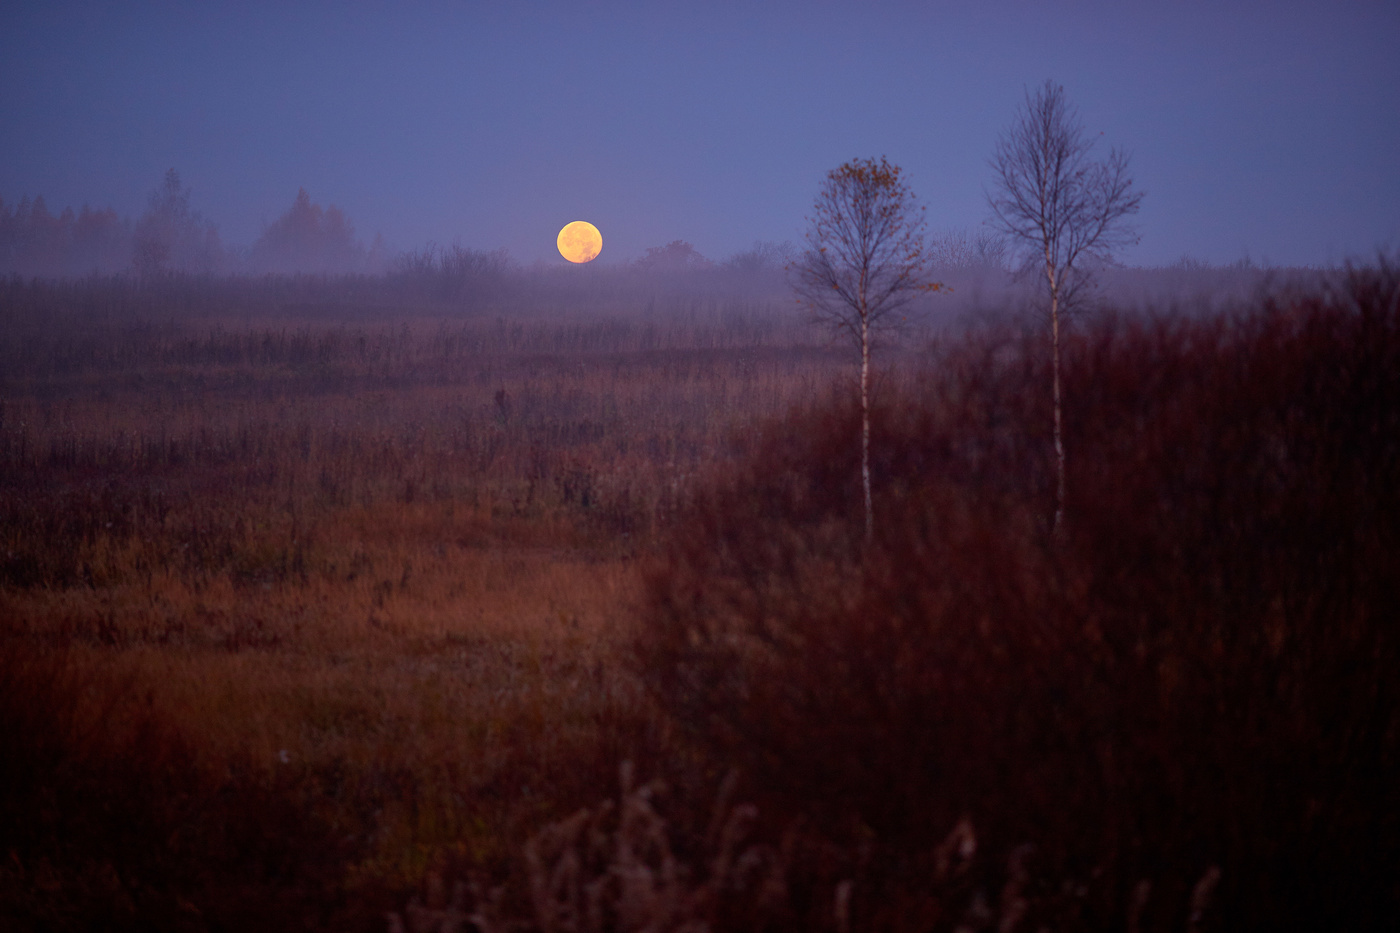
[{"x1": 2, "y1": 265, "x2": 1397, "y2": 932}]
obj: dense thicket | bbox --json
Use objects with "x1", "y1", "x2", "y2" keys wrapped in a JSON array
[{"x1": 636, "y1": 265, "x2": 1400, "y2": 931}]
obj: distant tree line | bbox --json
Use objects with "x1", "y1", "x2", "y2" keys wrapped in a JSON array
[
  {"x1": 0, "y1": 196, "x2": 131, "y2": 277},
  {"x1": 2, "y1": 168, "x2": 810, "y2": 283},
  {"x1": 1, "y1": 169, "x2": 384, "y2": 278}
]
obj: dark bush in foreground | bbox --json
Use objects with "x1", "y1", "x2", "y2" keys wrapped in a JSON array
[
  {"x1": 636, "y1": 266, "x2": 1400, "y2": 930},
  {"x1": 0, "y1": 642, "x2": 371, "y2": 933}
]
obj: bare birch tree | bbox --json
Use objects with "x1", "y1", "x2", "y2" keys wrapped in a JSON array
[
  {"x1": 987, "y1": 81, "x2": 1143, "y2": 532},
  {"x1": 792, "y1": 157, "x2": 942, "y2": 541}
]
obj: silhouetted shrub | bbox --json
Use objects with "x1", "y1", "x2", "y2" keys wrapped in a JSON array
[{"x1": 635, "y1": 264, "x2": 1400, "y2": 930}]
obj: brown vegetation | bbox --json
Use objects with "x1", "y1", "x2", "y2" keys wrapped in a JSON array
[
  {"x1": 3, "y1": 265, "x2": 1396, "y2": 931},
  {"x1": 638, "y1": 263, "x2": 1400, "y2": 931},
  {"x1": 0, "y1": 273, "x2": 840, "y2": 930}
]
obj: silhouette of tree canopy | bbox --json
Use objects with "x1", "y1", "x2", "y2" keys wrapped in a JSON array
[
  {"x1": 635, "y1": 240, "x2": 713, "y2": 273},
  {"x1": 250, "y1": 188, "x2": 365, "y2": 274},
  {"x1": 132, "y1": 169, "x2": 223, "y2": 275},
  {"x1": 724, "y1": 240, "x2": 793, "y2": 275},
  {"x1": 0, "y1": 195, "x2": 130, "y2": 277},
  {"x1": 927, "y1": 228, "x2": 1008, "y2": 271}
]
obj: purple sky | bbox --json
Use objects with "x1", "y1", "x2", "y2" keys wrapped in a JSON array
[{"x1": 3, "y1": 0, "x2": 1397, "y2": 267}]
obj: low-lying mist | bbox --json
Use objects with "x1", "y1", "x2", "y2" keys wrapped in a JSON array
[{"x1": 1, "y1": 250, "x2": 1395, "y2": 931}]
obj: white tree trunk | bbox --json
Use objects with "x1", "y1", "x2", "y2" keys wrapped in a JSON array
[
  {"x1": 1047, "y1": 260, "x2": 1066, "y2": 534},
  {"x1": 861, "y1": 314, "x2": 873, "y2": 542}
]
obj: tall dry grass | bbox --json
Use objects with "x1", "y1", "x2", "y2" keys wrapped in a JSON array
[{"x1": 0, "y1": 276, "x2": 851, "y2": 930}]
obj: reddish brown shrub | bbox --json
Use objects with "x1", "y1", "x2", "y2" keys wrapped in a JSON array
[
  {"x1": 0, "y1": 642, "x2": 371, "y2": 932},
  {"x1": 635, "y1": 265, "x2": 1400, "y2": 931}
]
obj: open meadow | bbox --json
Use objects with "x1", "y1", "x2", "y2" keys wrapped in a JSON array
[
  {"x1": 2, "y1": 264, "x2": 1397, "y2": 932},
  {"x1": 0, "y1": 269, "x2": 855, "y2": 928}
]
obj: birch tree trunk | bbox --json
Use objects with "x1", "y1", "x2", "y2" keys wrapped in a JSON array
[
  {"x1": 861, "y1": 314, "x2": 872, "y2": 541},
  {"x1": 790, "y1": 156, "x2": 943, "y2": 546},
  {"x1": 988, "y1": 81, "x2": 1143, "y2": 538},
  {"x1": 1047, "y1": 260, "x2": 1065, "y2": 534}
]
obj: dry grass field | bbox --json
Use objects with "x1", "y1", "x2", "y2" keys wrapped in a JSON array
[
  {"x1": 0, "y1": 272, "x2": 859, "y2": 930},
  {"x1": 2, "y1": 265, "x2": 1397, "y2": 932}
]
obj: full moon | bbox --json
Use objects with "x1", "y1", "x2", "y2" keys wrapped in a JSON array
[{"x1": 557, "y1": 221, "x2": 602, "y2": 264}]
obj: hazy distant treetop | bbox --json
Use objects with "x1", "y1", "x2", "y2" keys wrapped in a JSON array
[
  {"x1": 0, "y1": 195, "x2": 132, "y2": 277},
  {"x1": 250, "y1": 188, "x2": 365, "y2": 275},
  {"x1": 132, "y1": 169, "x2": 223, "y2": 276},
  {"x1": 928, "y1": 228, "x2": 1009, "y2": 271},
  {"x1": 635, "y1": 240, "x2": 714, "y2": 273},
  {"x1": 724, "y1": 240, "x2": 794, "y2": 275}
]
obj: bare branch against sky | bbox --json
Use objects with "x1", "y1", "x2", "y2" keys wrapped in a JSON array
[
  {"x1": 988, "y1": 80, "x2": 1144, "y2": 532},
  {"x1": 793, "y1": 157, "x2": 941, "y2": 540}
]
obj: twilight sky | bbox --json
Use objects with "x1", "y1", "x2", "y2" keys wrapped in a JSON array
[{"x1": 3, "y1": 0, "x2": 1397, "y2": 268}]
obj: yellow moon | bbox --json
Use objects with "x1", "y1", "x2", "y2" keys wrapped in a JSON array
[{"x1": 557, "y1": 221, "x2": 602, "y2": 263}]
